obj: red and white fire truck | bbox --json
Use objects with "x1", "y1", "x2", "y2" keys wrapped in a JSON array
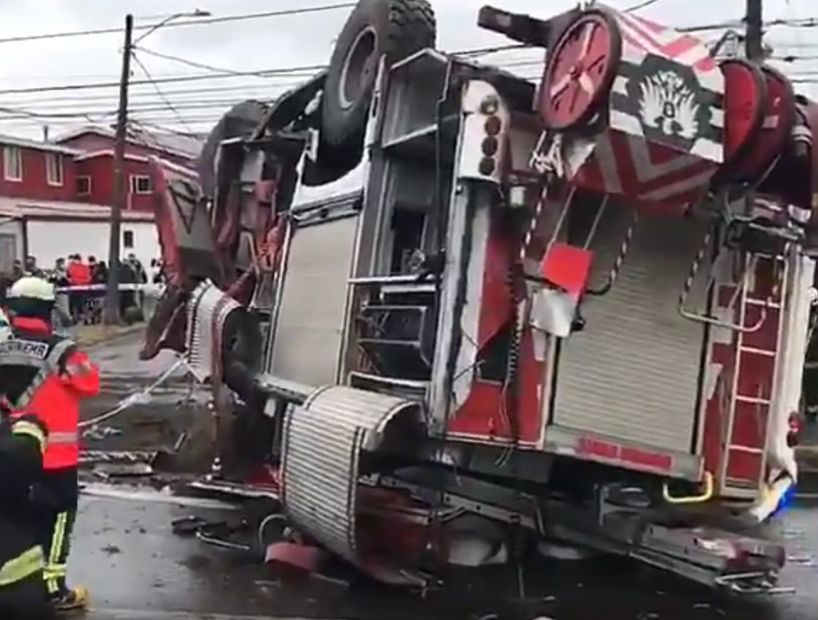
[{"x1": 144, "y1": 0, "x2": 818, "y2": 593}]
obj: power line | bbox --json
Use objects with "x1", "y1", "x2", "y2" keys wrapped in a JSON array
[
  {"x1": 624, "y1": 0, "x2": 663, "y2": 12},
  {"x1": 0, "y1": 4, "x2": 356, "y2": 46},
  {"x1": 0, "y1": 65, "x2": 326, "y2": 95},
  {"x1": 133, "y1": 46, "x2": 273, "y2": 78},
  {"x1": 0, "y1": 42, "x2": 543, "y2": 97},
  {"x1": 131, "y1": 52, "x2": 193, "y2": 132}
]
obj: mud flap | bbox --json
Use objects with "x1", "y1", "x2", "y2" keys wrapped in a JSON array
[{"x1": 281, "y1": 385, "x2": 426, "y2": 584}]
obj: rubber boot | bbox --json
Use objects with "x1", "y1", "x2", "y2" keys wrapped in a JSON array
[{"x1": 52, "y1": 586, "x2": 89, "y2": 614}]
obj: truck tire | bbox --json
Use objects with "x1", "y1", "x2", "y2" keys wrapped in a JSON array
[{"x1": 322, "y1": 0, "x2": 436, "y2": 152}]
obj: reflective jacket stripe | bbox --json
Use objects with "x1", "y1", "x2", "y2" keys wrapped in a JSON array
[
  {"x1": 0, "y1": 546, "x2": 44, "y2": 586},
  {"x1": 12, "y1": 339, "x2": 76, "y2": 410},
  {"x1": 48, "y1": 431, "x2": 78, "y2": 445},
  {"x1": 11, "y1": 420, "x2": 46, "y2": 452},
  {"x1": 0, "y1": 354, "x2": 46, "y2": 368}
]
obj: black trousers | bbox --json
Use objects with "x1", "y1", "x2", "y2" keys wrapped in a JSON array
[
  {"x1": 38, "y1": 509, "x2": 75, "y2": 598},
  {"x1": 0, "y1": 571, "x2": 54, "y2": 619},
  {"x1": 35, "y1": 468, "x2": 79, "y2": 599}
]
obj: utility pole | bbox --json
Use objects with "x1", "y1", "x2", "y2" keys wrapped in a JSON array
[
  {"x1": 745, "y1": 0, "x2": 763, "y2": 60},
  {"x1": 104, "y1": 14, "x2": 133, "y2": 325}
]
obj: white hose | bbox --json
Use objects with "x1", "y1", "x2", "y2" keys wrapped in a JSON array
[{"x1": 79, "y1": 356, "x2": 189, "y2": 430}]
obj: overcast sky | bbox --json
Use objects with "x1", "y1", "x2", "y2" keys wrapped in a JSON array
[{"x1": 0, "y1": 0, "x2": 812, "y2": 140}]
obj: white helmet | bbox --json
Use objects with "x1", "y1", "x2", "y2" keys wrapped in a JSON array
[{"x1": 8, "y1": 276, "x2": 55, "y2": 302}]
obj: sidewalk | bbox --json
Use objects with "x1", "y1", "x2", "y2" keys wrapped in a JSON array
[{"x1": 72, "y1": 323, "x2": 145, "y2": 348}]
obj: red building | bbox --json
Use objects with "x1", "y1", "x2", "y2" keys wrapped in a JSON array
[
  {"x1": 55, "y1": 125, "x2": 200, "y2": 212},
  {"x1": 0, "y1": 126, "x2": 201, "y2": 273},
  {"x1": 0, "y1": 135, "x2": 80, "y2": 203}
]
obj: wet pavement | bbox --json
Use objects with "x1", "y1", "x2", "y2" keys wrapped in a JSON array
[
  {"x1": 72, "y1": 495, "x2": 818, "y2": 620},
  {"x1": 72, "y1": 331, "x2": 818, "y2": 619}
]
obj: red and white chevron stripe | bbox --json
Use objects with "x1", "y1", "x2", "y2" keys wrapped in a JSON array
[
  {"x1": 614, "y1": 10, "x2": 716, "y2": 73},
  {"x1": 567, "y1": 132, "x2": 716, "y2": 209}
]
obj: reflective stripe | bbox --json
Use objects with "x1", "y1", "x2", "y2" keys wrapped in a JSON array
[
  {"x1": 11, "y1": 420, "x2": 46, "y2": 452},
  {"x1": 0, "y1": 546, "x2": 44, "y2": 586},
  {"x1": 12, "y1": 338, "x2": 76, "y2": 410},
  {"x1": 43, "y1": 564, "x2": 66, "y2": 578},
  {"x1": 46, "y1": 512, "x2": 68, "y2": 594},
  {"x1": 0, "y1": 354, "x2": 46, "y2": 368},
  {"x1": 49, "y1": 431, "x2": 78, "y2": 445},
  {"x1": 47, "y1": 340, "x2": 76, "y2": 366}
]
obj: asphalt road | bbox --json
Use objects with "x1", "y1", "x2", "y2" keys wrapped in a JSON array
[
  {"x1": 71, "y1": 495, "x2": 818, "y2": 620},
  {"x1": 73, "y1": 331, "x2": 818, "y2": 619}
]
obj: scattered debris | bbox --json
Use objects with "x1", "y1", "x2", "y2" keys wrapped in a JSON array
[
  {"x1": 81, "y1": 450, "x2": 157, "y2": 465},
  {"x1": 82, "y1": 483, "x2": 239, "y2": 510},
  {"x1": 265, "y1": 542, "x2": 325, "y2": 575},
  {"x1": 310, "y1": 572, "x2": 350, "y2": 588},
  {"x1": 83, "y1": 426, "x2": 123, "y2": 441},
  {"x1": 101, "y1": 545, "x2": 122, "y2": 556},
  {"x1": 93, "y1": 462, "x2": 154, "y2": 479},
  {"x1": 786, "y1": 553, "x2": 815, "y2": 566}
]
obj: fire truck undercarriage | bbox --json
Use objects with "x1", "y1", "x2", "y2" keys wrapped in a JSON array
[{"x1": 142, "y1": 0, "x2": 818, "y2": 595}]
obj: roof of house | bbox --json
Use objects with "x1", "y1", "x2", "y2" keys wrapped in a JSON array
[
  {"x1": 54, "y1": 124, "x2": 203, "y2": 160},
  {"x1": 0, "y1": 198, "x2": 154, "y2": 222},
  {"x1": 0, "y1": 134, "x2": 81, "y2": 156},
  {"x1": 73, "y1": 149, "x2": 150, "y2": 163}
]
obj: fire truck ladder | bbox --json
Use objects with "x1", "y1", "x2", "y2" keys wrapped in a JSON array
[
  {"x1": 718, "y1": 255, "x2": 787, "y2": 497},
  {"x1": 678, "y1": 227, "x2": 787, "y2": 498}
]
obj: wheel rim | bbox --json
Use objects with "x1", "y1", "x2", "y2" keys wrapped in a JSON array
[
  {"x1": 540, "y1": 12, "x2": 619, "y2": 130},
  {"x1": 338, "y1": 27, "x2": 378, "y2": 111}
]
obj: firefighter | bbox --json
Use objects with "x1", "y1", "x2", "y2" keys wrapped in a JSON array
[
  {"x1": 0, "y1": 406, "x2": 53, "y2": 619},
  {"x1": 0, "y1": 276, "x2": 100, "y2": 613}
]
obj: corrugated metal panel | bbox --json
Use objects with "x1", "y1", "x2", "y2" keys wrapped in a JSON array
[
  {"x1": 271, "y1": 214, "x2": 359, "y2": 386},
  {"x1": 282, "y1": 385, "x2": 418, "y2": 562},
  {"x1": 552, "y1": 204, "x2": 709, "y2": 454}
]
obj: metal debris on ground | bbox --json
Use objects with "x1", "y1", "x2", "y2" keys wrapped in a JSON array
[
  {"x1": 81, "y1": 482, "x2": 240, "y2": 510},
  {"x1": 93, "y1": 462, "x2": 155, "y2": 479},
  {"x1": 83, "y1": 425, "x2": 123, "y2": 441},
  {"x1": 80, "y1": 450, "x2": 157, "y2": 465}
]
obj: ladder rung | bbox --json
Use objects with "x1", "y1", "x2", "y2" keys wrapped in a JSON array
[
  {"x1": 735, "y1": 395, "x2": 771, "y2": 405},
  {"x1": 729, "y1": 445, "x2": 765, "y2": 455},
  {"x1": 739, "y1": 346, "x2": 776, "y2": 357},
  {"x1": 744, "y1": 298, "x2": 780, "y2": 309}
]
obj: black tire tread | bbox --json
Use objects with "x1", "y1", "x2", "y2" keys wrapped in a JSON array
[{"x1": 322, "y1": 0, "x2": 436, "y2": 150}]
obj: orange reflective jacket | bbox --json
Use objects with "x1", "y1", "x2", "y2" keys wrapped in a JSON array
[{"x1": 1, "y1": 318, "x2": 100, "y2": 470}]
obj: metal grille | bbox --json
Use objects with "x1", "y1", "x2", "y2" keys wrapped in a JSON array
[
  {"x1": 271, "y1": 214, "x2": 359, "y2": 386},
  {"x1": 552, "y1": 204, "x2": 710, "y2": 454},
  {"x1": 282, "y1": 385, "x2": 418, "y2": 562}
]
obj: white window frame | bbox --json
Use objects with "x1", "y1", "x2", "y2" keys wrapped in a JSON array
[
  {"x1": 129, "y1": 174, "x2": 152, "y2": 195},
  {"x1": 46, "y1": 152, "x2": 63, "y2": 186},
  {"x1": 4, "y1": 146, "x2": 22, "y2": 182},
  {"x1": 76, "y1": 175, "x2": 92, "y2": 196}
]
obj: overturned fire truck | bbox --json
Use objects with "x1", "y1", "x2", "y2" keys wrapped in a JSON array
[{"x1": 143, "y1": 0, "x2": 818, "y2": 593}]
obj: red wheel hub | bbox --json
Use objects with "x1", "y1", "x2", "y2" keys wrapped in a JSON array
[
  {"x1": 540, "y1": 10, "x2": 621, "y2": 130},
  {"x1": 719, "y1": 59, "x2": 766, "y2": 172}
]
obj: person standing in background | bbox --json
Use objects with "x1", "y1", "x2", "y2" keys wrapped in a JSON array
[
  {"x1": 23, "y1": 257, "x2": 41, "y2": 278},
  {"x1": 66, "y1": 256, "x2": 91, "y2": 324}
]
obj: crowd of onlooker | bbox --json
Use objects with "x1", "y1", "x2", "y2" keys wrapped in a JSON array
[{"x1": 0, "y1": 253, "x2": 165, "y2": 326}]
